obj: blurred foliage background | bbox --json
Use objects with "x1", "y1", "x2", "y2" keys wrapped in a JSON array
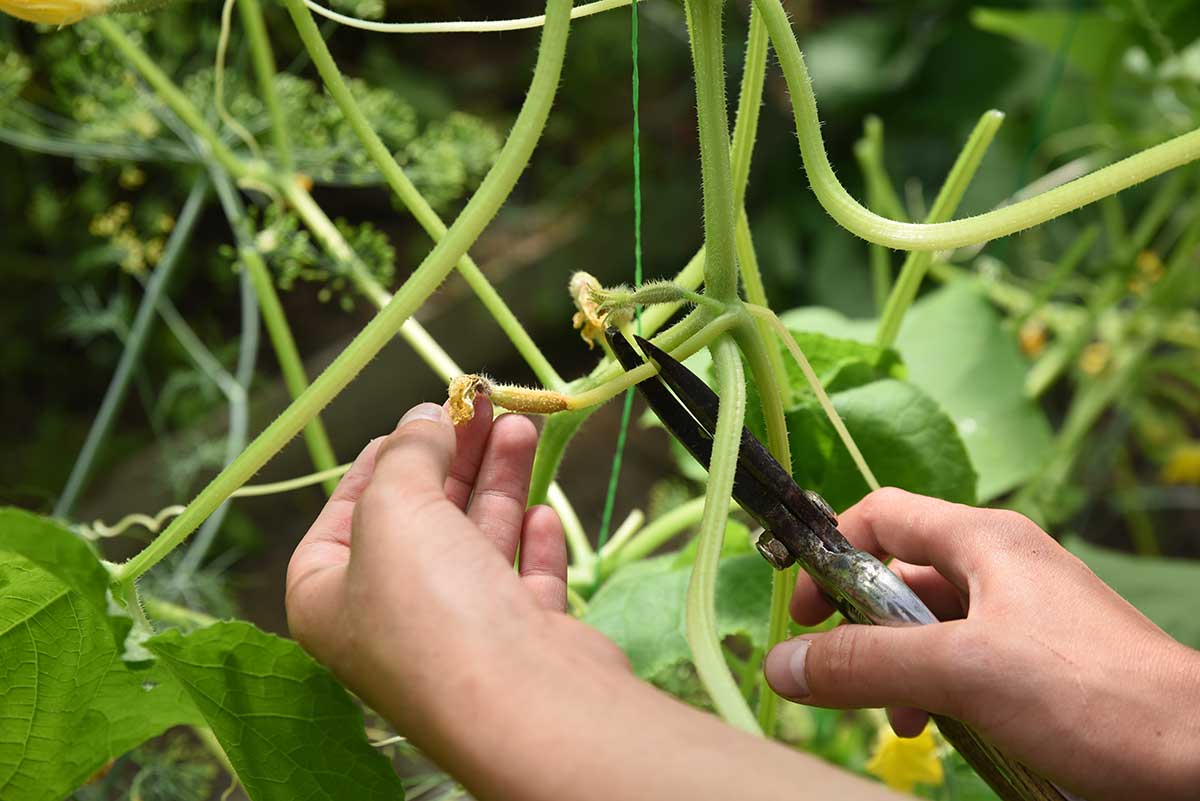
[{"x1": 2, "y1": 0, "x2": 1200, "y2": 798}]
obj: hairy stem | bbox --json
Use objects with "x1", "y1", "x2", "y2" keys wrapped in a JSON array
[
  {"x1": 238, "y1": 0, "x2": 293, "y2": 170},
  {"x1": 283, "y1": 0, "x2": 563, "y2": 389},
  {"x1": 754, "y1": 0, "x2": 1200, "y2": 250},
  {"x1": 685, "y1": 0, "x2": 739, "y2": 302},
  {"x1": 732, "y1": 317, "x2": 795, "y2": 736},
  {"x1": 686, "y1": 335, "x2": 760, "y2": 733},
  {"x1": 210, "y1": 169, "x2": 340, "y2": 493},
  {"x1": 115, "y1": 0, "x2": 575, "y2": 582}
]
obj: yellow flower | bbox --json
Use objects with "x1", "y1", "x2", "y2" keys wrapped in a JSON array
[
  {"x1": 569, "y1": 271, "x2": 607, "y2": 349},
  {"x1": 865, "y1": 721, "x2": 944, "y2": 793},
  {"x1": 0, "y1": 0, "x2": 107, "y2": 25},
  {"x1": 1162, "y1": 441, "x2": 1200, "y2": 485}
]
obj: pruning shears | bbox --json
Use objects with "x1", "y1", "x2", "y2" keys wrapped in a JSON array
[{"x1": 606, "y1": 330, "x2": 1077, "y2": 801}]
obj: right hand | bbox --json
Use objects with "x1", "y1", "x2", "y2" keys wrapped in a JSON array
[{"x1": 764, "y1": 487, "x2": 1200, "y2": 801}]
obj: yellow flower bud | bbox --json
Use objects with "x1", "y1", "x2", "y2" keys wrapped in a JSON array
[{"x1": 0, "y1": 0, "x2": 108, "y2": 25}]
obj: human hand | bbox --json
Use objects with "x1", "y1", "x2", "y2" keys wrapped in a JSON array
[
  {"x1": 285, "y1": 398, "x2": 626, "y2": 745},
  {"x1": 764, "y1": 488, "x2": 1200, "y2": 801}
]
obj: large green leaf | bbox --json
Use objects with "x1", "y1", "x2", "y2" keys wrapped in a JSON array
[
  {"x1": 583, "y1": 554, "x2": 774, "y2": 680},
  {"x1": 782, "y1": 284, "x2": 1052, "y2": 501},
  {"x1": 147, "y1": 621, "x2": 406, "y2": 801},
  {"x1": 895, "y1": 283, "x2": 1053, "y2": 501},
  {"x1": 0, "y1": 508, "x2": 111, "y2": 615},
  {"x1": 0, "y1": 553, "x2": 200, "y2": 801},
  {"x1": 1066, "y1": 538, "x2": 1200, "y2": 650},
  {"x1": 814, "y1": 379, "x2": 978, "y2": 512}
]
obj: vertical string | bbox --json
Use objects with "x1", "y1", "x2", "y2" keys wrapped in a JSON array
[{"x1": 595, "y1": 0, "x2": 643, "y2": 561}]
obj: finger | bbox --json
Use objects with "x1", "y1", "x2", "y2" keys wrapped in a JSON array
[
  {"x1": 836, "y1": 487, "x2": 1041, "y2": 590},
  {"x1": 790, "y1": 577, "x2": 838, "y2": 627},
  {"x1": 466, "y1": 413, "x2": 539, "y2": 563},
  {"x1": 891, "y1": 560, "x2": 967, "y2": 621},
  {"x1": 290, "y1": 437, "x2": 384, "y2": 578},
  {"x1": 287, "y1": 438, "x2": 383, "y2": 652},
  {"x1": 356, "y1": 403, "x2": 458, "y2": 549},
  {"x1": 444, "y1": 395, "x2": 494, "y2": 510},
  {"x1": 371, "y1": 402, "x2": 456, "y2": 495},
  {"x1": 518, "y1": 505, "x2": 567, "y2": 612},
  {"x1": 790, "y1": 558, "x2": 968, "y2": 628},
  {"x1": 763, "y1": 623, "x2": 968, "y2": 716},
  {"x1": 887, "y1": 706, "x2": 930, "y2": 738}
]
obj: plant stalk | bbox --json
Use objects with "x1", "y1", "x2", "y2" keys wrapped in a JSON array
[
  {"x1": 115, "y1": 0, "x2": 576, "y2": 582},
  {"x1": 54, "y1": 179, "x2": 208, "y2": 518}
]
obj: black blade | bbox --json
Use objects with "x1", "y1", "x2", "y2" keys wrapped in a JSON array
[
  {"x1": 607, "y1": 331, "x2": 717, "y2": 472},
  {"x1": 606, "y1": 331, "x2": 808, "y2": 546},
  {"x1": 633, "y1": 335, "x2": 852, "y2": 554}
]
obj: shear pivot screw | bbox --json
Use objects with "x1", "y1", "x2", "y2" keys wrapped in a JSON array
[{"x1": 756, "y1": 533, "x2": 796, "y2": 570}]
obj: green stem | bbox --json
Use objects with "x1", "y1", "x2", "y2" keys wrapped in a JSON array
[
  {"x1": 754, "y1": 0, "x2": 1200, "y2": 250},
  {"x1": 92, "y1": 17, "x2": 251, "y2": 180},
  {"x1": 115, "y1": 0, "x2": 575, "y2": 583},
  {"x1": 685, "y1": 0, "x2": 739, "y2": 302},
  {"x1": 607, "y1": 495, "x2": 708, "y2": 568},
  {"x1": 875, "y1": 110, "x2": 1005, "y2": 347},
  {"x1": 211, "y1": 170, "x2": 340, "y2": 494},
  {"x1": 282, "y1": 181, "x2": 463, "y2": 381},
  {"x1": 731, "y1": 318, "x2": 794, "y2": 736},
  {"x1": 736, "y1": 209, "x2": 792, "y2": 408},
  {"x1": 687, "y1": 335, "x2": 759, "y2": 733},
  {"x1": 143, "y1": 594, "x2": 219, "y2": 628},
  {"x1": 238, "y1": 0, "x2": 293, "y2": 170},
  {"x1": 528, "y1": 307, "x2": 720, "y2": 558},
  {"x1": 282, "y1": 0, "x2": 563, "y2": 390},
  {"x1": 53, "y1": 179, "x2": 208, "y2": 518},
  {"x1": 730, "y1": 6, "x2": 768, "y2": 209},
  {"x1": 854, "y1": 117, "x2": 907, "y2": 313}
]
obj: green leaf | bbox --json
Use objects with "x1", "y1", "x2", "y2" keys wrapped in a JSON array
[
  {"x1": 778, "y1": 330, "x2": 904, "y2": 394},
  {"x1": 0, "y1": 507, "x2": 111, "y2": 616},
  {"x1": 815, "y1": 379, "x2": 978, "y2": 511},
  {"x1": 146, "y1": 621, "x2": 406, "y2": 801},
  {"x1": 895, "y1": 283, "x2": 1053, "y2": 501},
  {"x1": 781, "y1": 284, "x2": 1053, "y2": 501},
  {"x1": 970, "y1": 8, "x2": 1129, "y2": 78},
  {"x1": 1065, "y1": 538, "x2": 1200, "y2": 650},
  {"x1": 0, "y1": 553, "x2": 200, "y2": 801},
  {"x1": 583, "y1": 554, "x2": 774, "y2": 680}
]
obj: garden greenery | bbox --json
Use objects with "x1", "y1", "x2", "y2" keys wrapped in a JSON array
[{"x1": 2, "y1": 1, "x2": 1200, "y2": 800}]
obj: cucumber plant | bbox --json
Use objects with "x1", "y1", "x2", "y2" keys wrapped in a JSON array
[{"x1": 1, "y1": 1, "x2": 1199, "y2": 800}]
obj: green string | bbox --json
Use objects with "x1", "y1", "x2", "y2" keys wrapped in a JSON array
[{"x1": 595, "y1": 0, "x2": 643, "y2": 560}]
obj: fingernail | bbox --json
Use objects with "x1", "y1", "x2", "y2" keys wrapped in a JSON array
[
  {"x1": 764, "y1": 638, "x2": 811, "y2": 699},
  {"x1": 398, "y1": 403, "x2": 447, "y2": 429}
]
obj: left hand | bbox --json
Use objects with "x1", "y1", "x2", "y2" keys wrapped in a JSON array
[{"x1": 285, "y1": 397, "x2": 627, "y2": 741}]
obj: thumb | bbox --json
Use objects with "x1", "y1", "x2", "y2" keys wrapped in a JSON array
[{"x1": 764, "y1": 623, "x2": 963, "y2": 715}]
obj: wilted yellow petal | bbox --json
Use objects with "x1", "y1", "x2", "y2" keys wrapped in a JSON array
[
  {"x1": 0, "y1": 0, "x2": 107, "y2": 25},
  {"x1": 569, "y1": 271, "x2": 606, "y2": 349},
  {"x1": 865, "y1": 722, "x2": 944, "y2": 793}
]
